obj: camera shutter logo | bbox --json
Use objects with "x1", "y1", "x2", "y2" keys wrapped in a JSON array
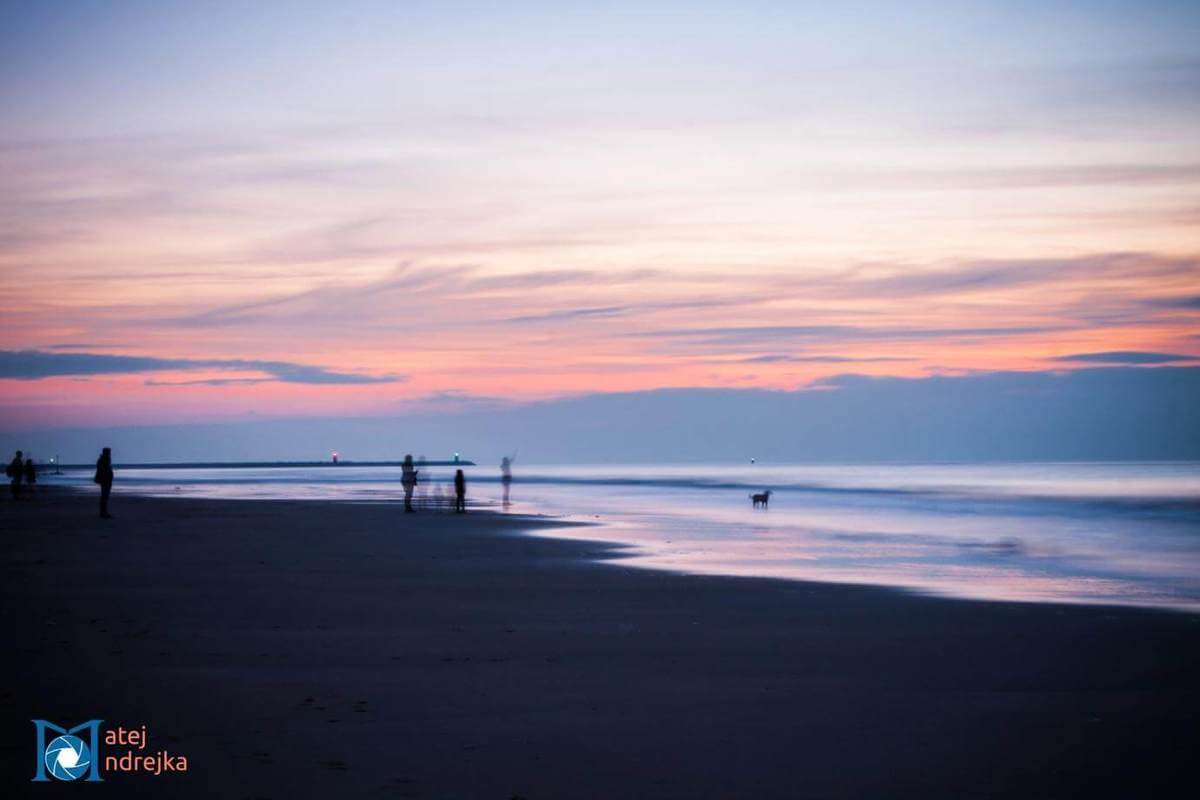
[{"x1": 31, "y1": 720, "x2": 104, "y2": 782}]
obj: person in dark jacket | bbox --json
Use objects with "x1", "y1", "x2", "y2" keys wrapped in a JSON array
[
  {"x1": 94, "y1": 447, "x2": 114, "y2": 518},
  {"x1": 400, "y1": 454, "x2": 419, "y2": 512},
  {"x1": 7, "y1": 450, "x2": 23, "y2": 500},
  {"x1": 23, "y1": 458, "x2": 36, "y2": 495},
  {"x1": 453, "y1": 468, "x2": 466, "y2": 513}
]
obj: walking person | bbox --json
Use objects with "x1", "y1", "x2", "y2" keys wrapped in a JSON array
[
  {"x1": 95, "y1": 447, "x2": 114, "y2": 519},
  {"x1": 401, "y1": 454, "x2": 419, "y2": 512},
  {"x1": 500, "y1": 452, "x2": 516, "y2": 508},
  {"x1": 23, "y1": 457, "x2": 36, "y2": 496},
  {"x1": 454, "y1": 468, "x2": 466, "y2": 513},
  {"x1": 7, "y1": 450, "x2": 23, "y2": 500}
]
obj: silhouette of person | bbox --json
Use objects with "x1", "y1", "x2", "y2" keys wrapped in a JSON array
[
  {"x1": 94, "y1": 447, "x2": 114, "y2": 519},
  {"x1": 401, "y1": 454, "x2": 419, "y2": 512},
  {"x1": 454, "y1": 468, "x2": 466, "y2": 513},
  {"x1": 7, "y1": 450, "x2": 23, "y2": 500},
  {"x1": 500, "y1": 453, "x2": 516, "y2": 507},
  {"x1": 23, "y1": 458, "x2": 36, "y2": 494}
]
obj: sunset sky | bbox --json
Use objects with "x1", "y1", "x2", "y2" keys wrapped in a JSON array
[{"x1": 2, "y1": 0, "x2": 1198, "y2": 432}]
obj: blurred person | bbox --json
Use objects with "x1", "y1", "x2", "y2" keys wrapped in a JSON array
[
  {"x1": 454, "y1": 469, "x2": 466, "y2": 513},
  {"x1": 95, "y1": 447, "x2": 114, "y2": 518},
  {"x1": 23, "y1": 457, "x2": 36, "y2": 495},
  {"x1": 500, "y1": 453, "x2": 516, "y2": 507},
  {"x1": 6, "y1": 450, "x2": 23, "y2": 500},
  {"x1": 401, "y1": 454, "x2": 419, "y2": 512}
]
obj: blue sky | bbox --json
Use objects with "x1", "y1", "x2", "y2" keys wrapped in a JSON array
[{"x1": 4, "y1": 1, "x2": 1198, "y2": 141}]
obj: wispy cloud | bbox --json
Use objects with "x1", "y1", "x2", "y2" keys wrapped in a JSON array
[
  {"x1": 1053, "y1": 351, "x2": 1198, "y2": 365},
  {"x1": 785, "y1": 164, "x2": 1200, "y2": 193},
  {"x1": 814, "y1": 253, "x2": 1200, "y2": 300},
  {"x1": 0, "y1": 350, "x2": 403, "y2": 385},
  {"x1": 157, "y1": 262, "x2": 478, "y2": 329},
  {"x1": 635, "y1": 324, "x2": 1065, "y2": 346},
  {"x1": 501, "y1": 296, "x2": 736, "y2": 325},
  {"x1": 1147, "y1": 295, "x2": 1200, "y2": 310},
  {"x1": 503, "y1": 305, "x2": 633, "y2": 324},
  {"x1": 144, "y1": 377, "x2": 273, "y2": 387},
  {"x1": 738, "y1": 354, "x2": 916, "y2": 364}
]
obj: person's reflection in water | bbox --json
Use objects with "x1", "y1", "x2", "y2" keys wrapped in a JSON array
[
  {"x1": 454, "y1": 468, "x2": 466, "y2": 513},
  {"x1": 94, "y1": 447, "x2": 114, "y2": 519},
  {"x1": 401, "y1": 454, "x2": 419, "y2": 512},
  {"x1": 500, "y1": 453, "x2": 516, "y2": 508}
]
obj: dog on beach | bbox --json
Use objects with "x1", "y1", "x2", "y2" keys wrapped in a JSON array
[{"x1": 750, "y1": 490, "x2": 772, "y2": 509}]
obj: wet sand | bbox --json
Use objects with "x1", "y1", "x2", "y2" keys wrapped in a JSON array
[{"x1": 2, "y1": 487, "x2": 1196, "y2": 798}]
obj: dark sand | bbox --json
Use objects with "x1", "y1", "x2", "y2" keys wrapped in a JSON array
[{"x1": 2, "y1": 487, "x2": 1196, "y2": 798}]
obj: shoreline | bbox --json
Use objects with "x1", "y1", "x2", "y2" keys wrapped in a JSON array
[
  {"x1": 50, "y1": 482, "x2": 1200, "y2": 617},
  {"x1": 2, "y1": 487, "x2": 1197, "y2": 797},
  {"x1": 40, "y1": 461, "x2": 1200, "y2": 613}
]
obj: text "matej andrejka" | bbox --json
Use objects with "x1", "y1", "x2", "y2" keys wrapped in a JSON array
[{"x1": 32, "y1": 720, "x2": 190, "y2": 782}]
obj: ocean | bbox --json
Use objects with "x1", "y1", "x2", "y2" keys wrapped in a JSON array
[{"x1": 50, "y1": 461, "x2": 1200, "y2": 612}]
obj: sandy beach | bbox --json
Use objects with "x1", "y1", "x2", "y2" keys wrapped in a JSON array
[{"x1": 2, "y1": 487, "x2": 1196, "y2": 798}]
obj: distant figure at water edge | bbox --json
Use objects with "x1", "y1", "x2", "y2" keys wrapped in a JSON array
[
  {"x1": 750, "y1": 490, "x2": 772, "y2": 509},
  {"x1": 500, "y1": 452, "x2": 516, "y2": 507},
  {"x1": 6, "y1": 450, "x2": 24, "y2": 500},
  {"x1": 454, "y1": 468, "x2": 466, "y2": 513},
  {"x1": 95, "y1": 448, "x2": 114, "y2": 519},
  {"x1": 24, "y1": 458, "x2": 36, "y2": 494},
  {"x1": 401, "y1": 454, "x2": 419, "y2": 512}
]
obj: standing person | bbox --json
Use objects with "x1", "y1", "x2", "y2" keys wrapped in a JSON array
[
  {"x1": 6, "y1": 450, "x2": 23, "y2": 500},
  {"x1": 23, "y1": 457, "x2": 36, "y2": 496},
  {"x1": 500, "y1": 453, "x2": 516, "y2": 508},
  {"x1": 400, "y1": 454, "x2": 419, "y2": 513},
  {"x1": 94, "y1": 447, "x2": 114, "y2": 519},
  {"x1": 454, "y1": 468, "x2": 466, "y2": 513}
]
